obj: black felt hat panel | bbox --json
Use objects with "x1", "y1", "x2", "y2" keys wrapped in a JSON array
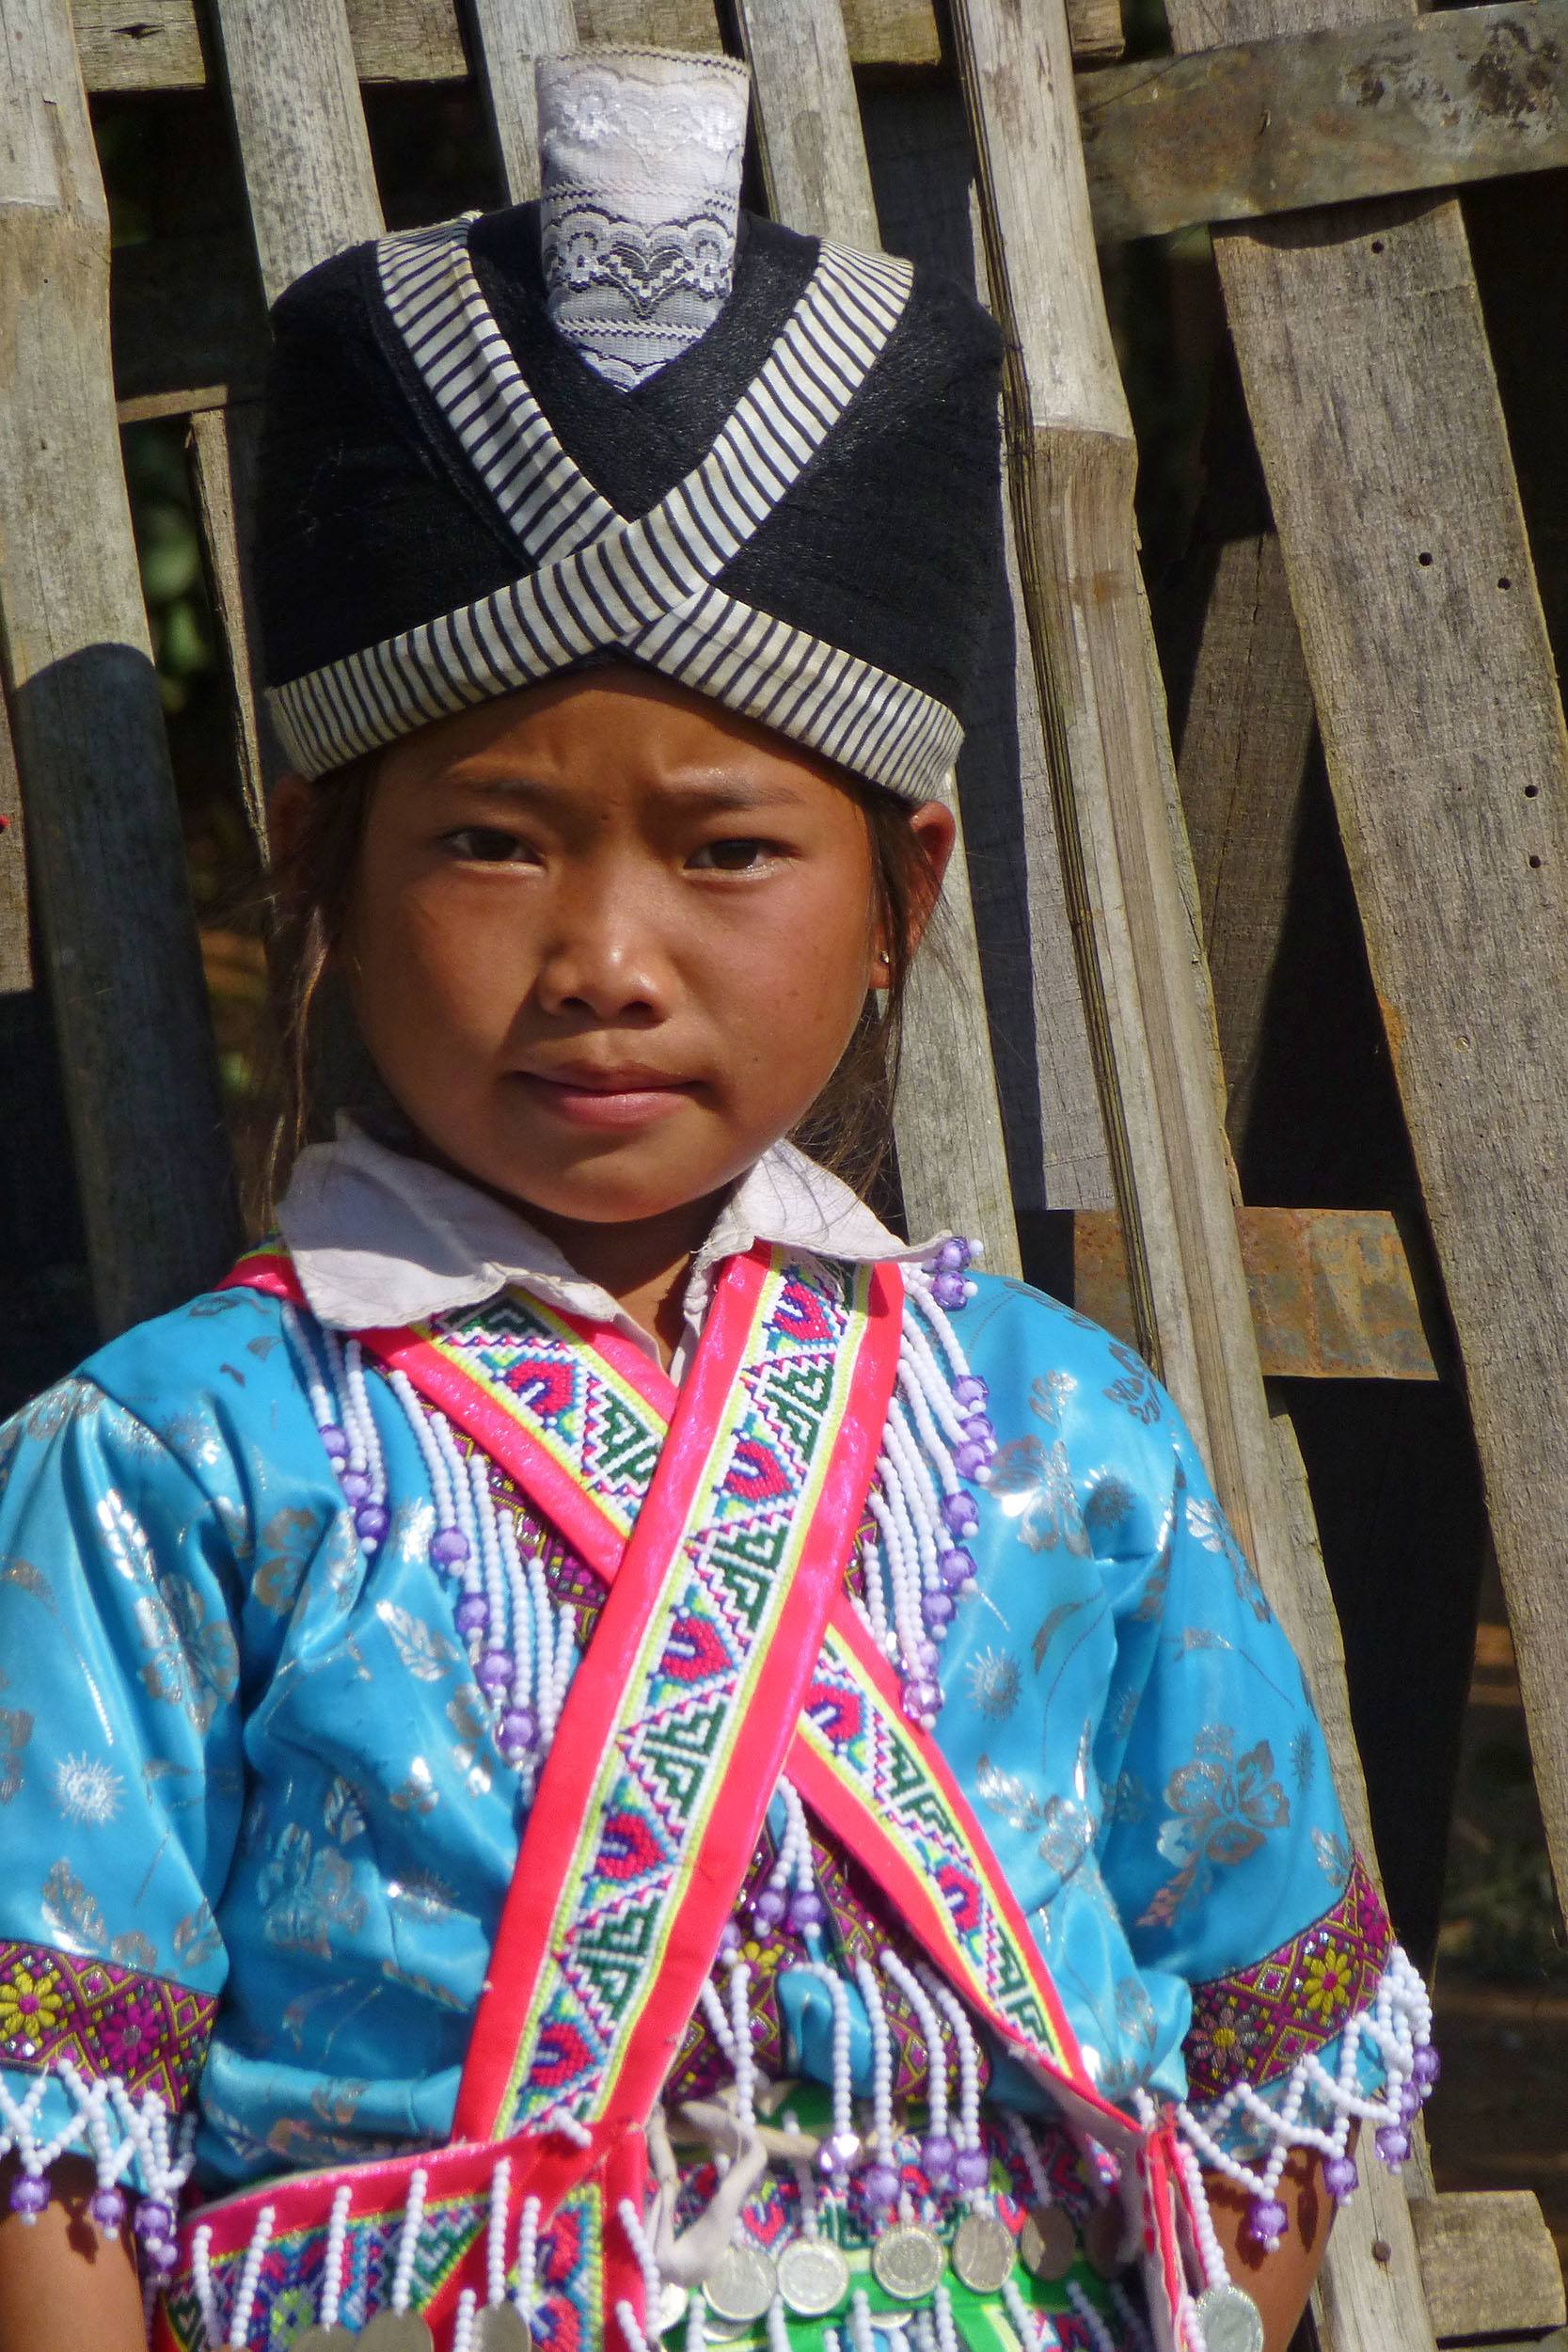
[{"x1": 256, "y1": 199, "x2": 1005, "y2": 799}]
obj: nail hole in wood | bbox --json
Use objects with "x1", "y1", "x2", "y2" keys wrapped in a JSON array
[
  {"x1": 1370, "y1": 239, "x2": 1385, "y2": 253},
  {"x1": 1498, "y1": 576, "x2": 1513, "y2": 589},
  {"x1": 1529, "y1": 854, "x2": 1544, "y2": 868},
  {"x1": 1418, "y1": 551, "x2": 1433, "y2": 566},
  {"x1": 1526, "y1": 785, "x2": 1540, "y2": 798}
]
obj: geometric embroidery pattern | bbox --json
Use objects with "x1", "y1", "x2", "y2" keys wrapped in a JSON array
[
  {"x1": 0, "y1": 1936, "x2": 215, "y2": 2110},
  {"x1": 1182, "y1": 1852, "x2": 1393, "y2": 2105},
  {"x1": 506, "y1": 1257, "x2": 872, "y2": 2134},
  {"x1": 427, "y1": 1289, "x2": 664, "y2": 1544},
  {"x1": 799, "y1": 1629, "x2": 1074, "y2": 2074}
]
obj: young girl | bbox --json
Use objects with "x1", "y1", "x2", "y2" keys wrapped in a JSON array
[{"x1": 0, "y1": 46, "x2": 1432, "y2": 2352}]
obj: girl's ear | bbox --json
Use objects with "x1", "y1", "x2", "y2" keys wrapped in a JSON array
[
  {"x1": 268, "y1": 771, "x2": 313, "y2": 867},
  {"x1": 871, "y1": 797, "x2": 957, "y2": 983}
]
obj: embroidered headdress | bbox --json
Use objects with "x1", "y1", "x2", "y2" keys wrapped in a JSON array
[{"x1": 255, "y1": 46, "x2": 1005, "y2": 802}]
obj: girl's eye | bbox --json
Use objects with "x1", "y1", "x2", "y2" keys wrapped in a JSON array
[
  {"x1": 688, "y1": 838, "x2": 773, "y2": 873},
  {"x1": 442, "y1": 826, "x2": 537, "y2": 865}
]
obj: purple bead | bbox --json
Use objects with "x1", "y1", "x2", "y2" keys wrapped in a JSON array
[
  {"x1": 752, "y1": 1884, "x2": 787, "y2": 1929},
  {"x1": 961, "y1": 1415, "x2": 995, "y2": 1447},
  {"x1": 860, "y1": 2161, "x2": 900, "y2": 2210},
  {"x1": 938, "y1": 1547, "x2": 975, "y2": 1593},
  {"x1": 499, "y1": 1706, "x2": 539, "y2": 1760},
  {"x1": 718, "y1": 1922, "x2": 741, "y2": 1959},
  {"x1": 954, "y1": 1442, "x2": 990, "y2": 1481},
  {"x1": 1374, "y1": 2123, "x2": 1411, "y2": 2168},
  {"x1": 432, "y1": 1526, "x2": 471, "y2": 1567},
  {"x1": 955, "y1": 2147, "x2": 990, "y2": 2191},
  {"x1": 786, "y1": 1889, "x2": 825, "y2": 1934},
  {"x1": 914, "y1": 1638, "x2": 940, "y2": 1671},
  {"x1": 937, "y1": 1237, "x2": 973, "y2": 1275},
  {"x1": 921, "y1": 2132, "x2": 956, "y2": 2184},
  {"x1": 340, "y1": 1468, "x2": 370, "y2": 1504},
  {"x1": 953, "y1": 1375, "x2": 989, "y2": 1408},
  {"x1": 1245, "y1": 2196, "x2": 1289, "y2": 2248},
  {"x1": 924, "y1": 1590, "x2": 956, "y2": 1630},
  {"x1": 477, "y1": 1648, "x2": 513, "y2": 1694},
  {"x1": 454, "y1": 1593, "x2": 489, "y2": 1638},
  {"x1": 135, "y1": 2199, "x2": 175, "y2": 2243},
  {"x1": 1322, "y1": 2154, "x2": 1359, "y2": 2203},
  {"x1": 818, "y1": 2130, "x2": 861, "y2": 2180},
  {"x1": 902, "y1": 1676, "x2": 942, "y2": 1722},
  {"x1": 931, "y1": 1271, "x2": 970, "y2": 1312},
  {"x1": 355, "y1": 1501, "x2": 389, "y2": 1544},
  {"x1": 141, "y1": 2235, "x2": 179, "y2": 2280},
  {"x1": 319, "y1": 1423, "x2": 350, "y2": 1461},
  {"x1": 88, "y1": 2185, "x2": 127, "y2": 2233},
  {"x1": 1398, "y1": 2081, "x2": 1420, "y2": 2122},
  {"x1": 8, "y1": 2173, "x2": 48, "y2": 2220},
  {"x1": 941, "y1": 1493, "x2": 979, "y2": 1537},
  {"x1": 1412, "y1": 2044, "x2": 1440, "y2": 2089}
]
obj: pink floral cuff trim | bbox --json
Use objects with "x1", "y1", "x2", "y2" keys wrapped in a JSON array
[
  {"x1": 0, "y1": 1936, "x2": 216, "y2": 2109},
  {"x1": 1182, "y1": 1853, "x2": 1392, "y2": 2104}
]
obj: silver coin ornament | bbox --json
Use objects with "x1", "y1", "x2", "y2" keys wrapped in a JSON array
[
  {"x1": 870, "y1": 2222, "x2": 947, "y2": 2303},
  {"x1": 1018, "y1": 2203, "x2": 1077, "y2": 2283},
  {"x1": 291, "y1": 2331, "x2": 360, "y2": 2352},
  {"x1": 1194, "y1": 2282, "x2": 1265, "y2": 2352},
  {"x1": 950, "y1": 2212, "x2": 1016, "y2": 2295},
  {"x1": 356, "y1": 2317, "x2": 437, "y2": 2352},
  {"x1": 704, "y1": 2243, "x2": 779, "y2": 2327},
  {"x1": 657, "y1": 2280, "x2": 689, "y2": 2336},
  {"x1": 777, "y1": 2236, "x2": 851, "y2": 2318},
  {"x1": 471, "y1": 2306, "x2": 533, "y2": 2351}
]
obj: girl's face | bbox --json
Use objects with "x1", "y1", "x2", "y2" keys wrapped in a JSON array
[{"x1": 334, "y1": 669, "x2": 952, "y2": 1232}]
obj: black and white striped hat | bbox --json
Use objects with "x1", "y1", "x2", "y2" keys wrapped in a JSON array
[{"x1": 255, "y1": 192, "x2": 1005, "y2": 802}]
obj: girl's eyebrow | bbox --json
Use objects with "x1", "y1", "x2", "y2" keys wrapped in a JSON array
[{"x1": 448, "y1": 771, "x2": 807, "y2": 814}]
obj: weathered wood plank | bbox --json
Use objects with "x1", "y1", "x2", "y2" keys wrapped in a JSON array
[
  {"x1": 949, "y1": 5, "x2": 1439, "y2": 2344},
  {"x1": 1080, "y1": 0, "x2": 1568, "y2": 244},
  {"x1": 1174, "y1": 381, "x2": 1318, "y2": 1152},
  {"x1": 0, "y1": 0, "x2": 236, "y2": 1331},
  {"x1": 208, "y1": 0, "x2": 382, "y2": 302},
  {"x1": 72, "y1": 0, "x2": 1120, "y2": 94},
  {"x1": 1410, "y1": 2189, "x2": 1565, "y2": 2342},
  {"x1": 1073, "y1": 1206, "x2": 1444, "y2": 1378},
  {"x1": 732, "y1": 0, "x2": 1022, "y2": 1273},
  {"x1": 1166, "y1": 0, "x2": 1568, "y2": 1964},
  {"x1": 71, "y1": 0, "x2": 927, "y2": 89},
  {"x1": 468, "y1": 0, "x2": 575, "y2": 204},
  {"x1": 187, "y1": 403, "x2": 273, "y2": 855}
]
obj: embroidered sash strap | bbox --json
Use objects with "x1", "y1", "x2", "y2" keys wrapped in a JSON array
[{"x1": 203, "y1": 1246, "x2": 1203, "y2": 2352}]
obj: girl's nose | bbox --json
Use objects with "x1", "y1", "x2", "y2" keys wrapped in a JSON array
[{"x1": 532, "y1": 897, "x2": 671, "y2": 1023}]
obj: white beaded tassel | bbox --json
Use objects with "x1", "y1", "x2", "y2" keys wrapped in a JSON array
[
  {"x1": 226, "y1": 2204, "x2": 275, "y2": 2348},
  {"x1": 318, "y1": 2183, "x2": 353, "y2": 2328},
  {"x1": 388, "y1": 2168, "x2": 431, "y2": 2318}
]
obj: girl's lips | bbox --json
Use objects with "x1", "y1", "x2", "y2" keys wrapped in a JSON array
[{"x1": 512, "y1": 1071, "x2": 695, "y2": 1131}]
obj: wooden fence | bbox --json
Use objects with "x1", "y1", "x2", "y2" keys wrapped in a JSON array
[{"x1": 2, "y1": 0, "x2": 1567, "y2": 2344}]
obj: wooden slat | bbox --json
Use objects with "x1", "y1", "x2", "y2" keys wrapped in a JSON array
[
  {"x1": 948, "y1": 5, "x2": 1440, "y2": 2345},
  {"x1": 208, "y1": 0, "x2": 382, "y2": 303},
  {"x1": 0, "y1": 0, "x2": 237, "y2": 1334},
  {"x1": 187, "y1": 405, "x2": 273, "y2": 854},
  {"x1": 1410, "y1": 2190, "x2": 1565, "y2": 2343},
  {"x1": 1072, "y1": 1205, "x2": 1444, "y2": 1379},
  {"x1": 72, "y1": 0, "x2": 1122, "y2": 94},
  {"x1": 732, "y1": 0, "x2": 1022, "y2": 1273},
  {"x1": 1166, "y1": 0, "x2": 1568, "y2": 1964},
  {"x1": 1176, "y1": 387, "x2": 1317, "y2": 1152},
  {"x1": 1080, "y1": 0, "x2": 1568, "y2": 244},
  {"x1": 468, "y1": 0, "x2": 575, "y2": 204}
]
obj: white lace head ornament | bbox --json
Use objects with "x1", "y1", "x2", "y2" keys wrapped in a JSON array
[{"x1": 535, "y1": 47, "x2": 752, "y2": 389}]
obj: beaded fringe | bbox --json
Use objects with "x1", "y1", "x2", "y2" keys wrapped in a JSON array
[{"x1": 0, "y1": 2058, "x2": 194, "y2": 2269}]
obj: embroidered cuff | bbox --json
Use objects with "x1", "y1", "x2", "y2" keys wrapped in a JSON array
[
  {"x1": 0, "y1": 1936, "x2": 216, "y2": 2108},
  {"x1": 1175, "y1": 1860, "x2": 1436, "y2": 2245}
]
